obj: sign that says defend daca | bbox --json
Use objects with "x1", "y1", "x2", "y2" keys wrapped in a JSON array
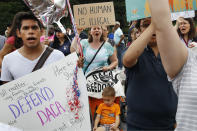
[
  {"x1": 74, "y1": 2, "x2": 116, "y2": 28},
  {"x1": 0, "y1": 53, "x2": 91, "y2": 131}
]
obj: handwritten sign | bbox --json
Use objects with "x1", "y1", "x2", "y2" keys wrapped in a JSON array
[
  {"x1": 0, "y1": 53, "x2": 91, "y2": 131},
  {"x1": 86, "y1": 67, "x2": 125, "y2": 99},
  {"x1": 73, "y1": 2, "x2": 115, "y2": 28},
  {"x1": 126, "y1": 0, "x2": 197, "y2": 21}
]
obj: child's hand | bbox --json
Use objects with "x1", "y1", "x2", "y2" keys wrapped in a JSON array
[{"x1": 93, "y1": 126, "x2": 97, "y2": 131}]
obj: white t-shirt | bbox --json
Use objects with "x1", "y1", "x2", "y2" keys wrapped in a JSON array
[
  {"x1": 114, "y1": 27, "x2": 124, "y2": 45},
  {"x1": 1, "y1": 47, "x2": 65, "y2": 81}
]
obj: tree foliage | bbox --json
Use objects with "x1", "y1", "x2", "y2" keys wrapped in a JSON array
[{"x1": 0, "y1": 0, "x2": 127, "y2": 35}]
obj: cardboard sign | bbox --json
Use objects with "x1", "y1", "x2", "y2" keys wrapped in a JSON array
[
  {"x1": 73, "y1": 2, "x2": 115, "y2": 28},
  {"x1": 86, "y1": 67, "x2": 125, "y2": 99},
  {"x1": 126, "y1": 0, "x2": 197, "y2": 21},
  {"x1": 0, "y1": 53, "x2": 91, "y2": 131}
]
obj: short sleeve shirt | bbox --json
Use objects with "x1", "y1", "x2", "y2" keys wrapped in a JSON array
[
  {"x1": 114, "y1": 27, "x2": 124, "y2": 45},
  {"x1": 96, "y1": 103, "x2": 120, "y2": 124},
  {"x1": 80, "y1": 39, "x2": 114, "y2": 74}
]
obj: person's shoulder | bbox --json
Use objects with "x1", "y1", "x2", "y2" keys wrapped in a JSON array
[
  {"x1": 80, "y1": 39, "x2": 88, "y2": 43},
  {"x1": 4, "y1": 50, "x2": 18, "y2": 58},
  {"x1": 113, "y1": 103, "x2": 120, "y2": 107},
  {"x1": 3, "y1": 50, "x2": 19, "y2": 64},
  {"x1": 0, "y1": 35, "x2": 6, "y2": 40},
  {"x1": 51, "y1": 49, "x2": 65, "y2": 58},
  {"x1": 104, "y1": 41, "x2": 113, "y2": 48},
  {"x1": 80, "y1": 39, "x2": 89, "y2": 47}
]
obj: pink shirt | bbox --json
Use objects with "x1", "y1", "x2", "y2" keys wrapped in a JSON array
[
  {"x1": 6, "y1": 36, "x2": 15, "y2": 45},
  {"x1": 40, "y1": 35, "x2": 54, "y2": 42}
]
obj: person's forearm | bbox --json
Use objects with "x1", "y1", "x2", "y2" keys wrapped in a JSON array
[
  {"x1": 148, "y1": 0, "x2": 188, "y2": 78},
  {"x1": 94, "y1": 116, "x2": 100, "y2": 128},
  {"x1": 123, "y1": 23, "x2": 154, "y2": 68},
  {"x1": 70, "y1": 37, "x2": 78, "y2": 53},
  {"x1": 108, "y1": 60, "x2": 118, "y2": 70},
  {"x1": 118, "y1": 36, "x2": 124, "y2": 45},
  {"x1": 147, "y1": 0, "x2": 172, "y2": 31},
  {"x1": 114, "y1": 116, "x2": 120, "y2": 128}
]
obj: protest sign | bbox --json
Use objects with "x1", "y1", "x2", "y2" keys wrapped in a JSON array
[
  {"x1": 126, "y1": 0, "x2": 197, "y2": 21},
  {"x1": 171, "y1": 10, "x2": 195, "y2": 21},
  {"x1": 86, "y1": 67, "x2": 125, "y2": 99},
  {"x1": 0, "y1": 53, "x2": 91, "y2": 131},
  {"x1": 73, "y1": 2, "x2": 115, "y2": 28}
]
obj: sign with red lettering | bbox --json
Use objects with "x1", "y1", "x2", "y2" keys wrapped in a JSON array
[
  {"x1": 0, "y1": 53, "x2": 91, "y2": 131},
  {"x1": 73, "y1": 2, "x2": 116, "y2": 28}
]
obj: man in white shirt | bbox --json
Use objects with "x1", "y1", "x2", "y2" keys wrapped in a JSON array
[
  {"x1": 1, "y1": 12, "x2": 64, "y2": 83},
  {"x1": 114, "y1": 21, "x2": 125, "y2": 69}
]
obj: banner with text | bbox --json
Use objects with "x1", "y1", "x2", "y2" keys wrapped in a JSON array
[
  {"x1": 73, "y1": 2, "x2": 116, "y2": 28},
  {"x1": 86, "y1": 67, "x2": 125, "y2": 99},
  {"x1": 0, "y1": 53, "x2": 91, "y2": 131},
  {"x1": 171, "y1": 10, "x2": 195, "y2": 21},
  {"x1": 126, "y1": 0, "x2": 197, "y2": 21}
]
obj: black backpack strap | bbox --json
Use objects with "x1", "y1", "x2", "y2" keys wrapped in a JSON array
[{"x1": 32, "y1": 46, "x2": 54, "y2": 72}]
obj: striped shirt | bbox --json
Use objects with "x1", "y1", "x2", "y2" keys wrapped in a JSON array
[{"x1": 171, "y1": 49, "x2": 197, "y2": 131}]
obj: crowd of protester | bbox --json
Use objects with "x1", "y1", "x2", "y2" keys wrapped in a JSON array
[{"x1": 1, "y1": 1, "x2": 197, "y2": 130}]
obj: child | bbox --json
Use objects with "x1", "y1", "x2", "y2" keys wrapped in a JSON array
[{"x1": 93, "y1": 86, "x2": 120, "y2": 131}]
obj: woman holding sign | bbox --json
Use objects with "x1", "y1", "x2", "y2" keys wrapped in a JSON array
[{"x1": 70, "y1": 25, "x2": 118, "y2": 119}]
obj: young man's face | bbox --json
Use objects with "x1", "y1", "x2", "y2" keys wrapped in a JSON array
[
  {"x1": 102, "y1": 95, "x2": 115, "y2": 107},
  {"x1": 17, "y1": 19, "x2": 42, "y2": 48}
]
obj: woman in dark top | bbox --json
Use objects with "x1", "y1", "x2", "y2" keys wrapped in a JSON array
[{"x1": 50, "y1": 28, "x2": 73, "y2": 56}]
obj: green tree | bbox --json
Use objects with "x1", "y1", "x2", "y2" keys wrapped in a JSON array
[
  {"x1": 0, "y1": 0, "x2": 127, "y2": 35},
  {"x1": 0, "y1": 0, "x2": 28, "y2": 35}
]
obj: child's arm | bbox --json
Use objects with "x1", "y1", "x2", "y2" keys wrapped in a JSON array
[
  {"x1": 111, "y1": 115, "x2": 120, "y2": 131},
  {"x1": 93, "y1": 114, "x2": 101, "y2": 131}
]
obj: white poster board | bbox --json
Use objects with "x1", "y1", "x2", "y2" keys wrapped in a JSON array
[
  {"x1": 86, "y1": 67, "x2": 125, "y2": 99},
  {"x1": 171, "y1": 10, "x2": 195, "y2": 21},
  {"x1": 73, "y1": 2, "x2": 116, "y2": 28},
  {"x1": 0, "y1": 53, "x2": 91, "y2": 131}
]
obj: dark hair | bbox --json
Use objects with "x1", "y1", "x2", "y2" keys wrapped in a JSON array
[
  {"x1": 17, "y1": 11, "x2": 43, "y2": 30},
  {"x1": 135, "y1": 19, "x2": 141, "y2": 30},
  {"x1": 135, "y1": 18, "x2": 151, "y2": 31},
  {"x1": 177, "y1": 18, "x2": 196, "y2": 40},
  {"x1": 88, "y1": 27, "x2": 104, "y2": 43},
  {"x1": 102, "y1": 86, "x2": 115, "y2": 97},
  {"x1": 8, "y1": 12, "x2": 27, "y2": 49},
  {"x1": 51, "y1": 31, "x2": 69, "y2": 49}
]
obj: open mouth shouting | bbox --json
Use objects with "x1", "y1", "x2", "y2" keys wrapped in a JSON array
[{"x1": 27, "y1": 37, "x2": 36, "y2": 43}]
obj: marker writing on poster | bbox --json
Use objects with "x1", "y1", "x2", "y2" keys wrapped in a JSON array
[{"x1": 8, "y1": 87, "x2": 54, "y2": 119}]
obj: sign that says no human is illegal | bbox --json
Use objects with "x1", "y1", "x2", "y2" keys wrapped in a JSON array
[{"x1": 73, "y1": 2, "x2": 116, "y2": 28}]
